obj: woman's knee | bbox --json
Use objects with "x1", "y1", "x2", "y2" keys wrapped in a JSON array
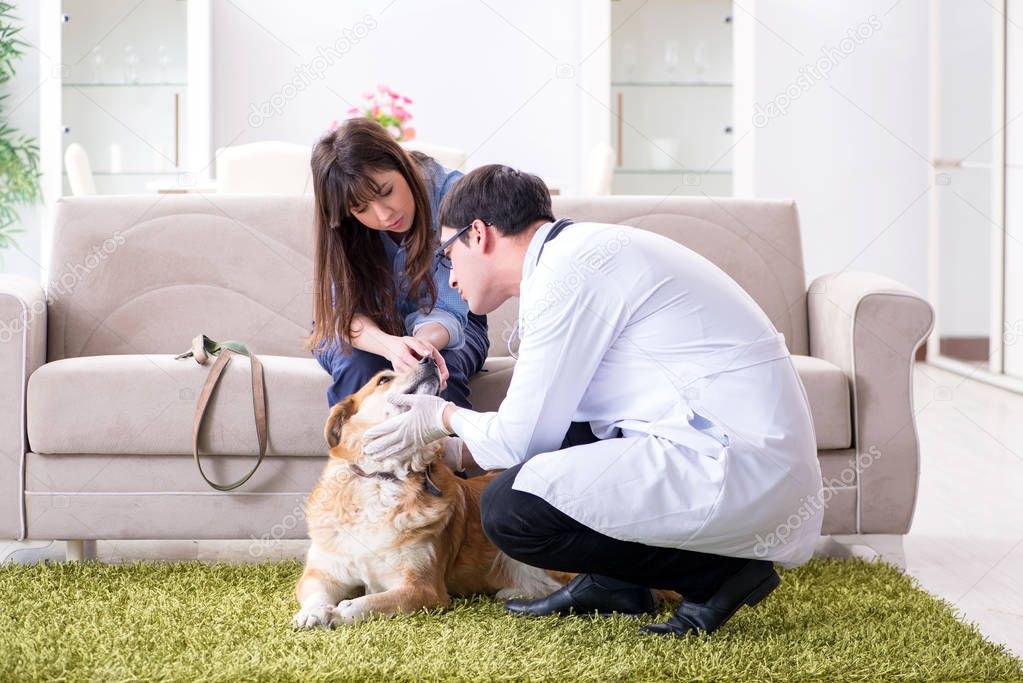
[
  {"x1": 323, "y1": 348, "x2": 391, "y2": 406},
  {"x1": 439, "y1": 356, "x2": 473, "y2": 409},
  {"x1": 440, "y1": 316, "x2": 490, "y2": 409},
  {"x1": 311, "y1": 342, "x2": 334, "y2": 374}
]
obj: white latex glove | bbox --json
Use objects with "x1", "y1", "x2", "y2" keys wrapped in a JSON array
[
  {"x1": 442, "y1": 436, "x2": 466, "y2": 473},
  {"x1": 362, "y1": 393, "x2": 452, "y2": 459}
]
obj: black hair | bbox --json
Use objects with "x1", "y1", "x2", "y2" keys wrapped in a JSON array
[{"x1": 438, "y1": 164, "x2": 554, "y2": 238}]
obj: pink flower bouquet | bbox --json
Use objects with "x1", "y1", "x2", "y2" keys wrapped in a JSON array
[{"x1": 331, "y1": 84, "x2": 416, "y2": 141}]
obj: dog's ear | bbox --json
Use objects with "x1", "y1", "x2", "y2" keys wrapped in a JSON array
[{"x1": 324, "y1": 396, "x2": 357, "y2": 449}]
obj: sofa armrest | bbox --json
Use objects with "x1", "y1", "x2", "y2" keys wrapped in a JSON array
[
  {"x1": 0, "y1": 275, "x2": 47, "y2": 539},
  {"x1": 807, "y1": 271, "x2": 934, "y2": 534}
]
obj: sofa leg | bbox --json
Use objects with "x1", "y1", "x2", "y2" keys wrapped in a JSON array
[
  {"x1": 65, "y1": 540, "x2": 97, "y2": 562},
  {"x1": 824, "y1": 534, "x2": 906, "y2": 571}
]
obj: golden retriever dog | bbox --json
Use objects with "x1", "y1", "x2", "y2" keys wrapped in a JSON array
[{"x1": 292, "y1": 357, "x2": 568, "y2": 629}]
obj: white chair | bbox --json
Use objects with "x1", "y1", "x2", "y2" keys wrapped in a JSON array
[
  {"x1": 581, "y1": 143, "x2": 616, "y2": 196},
  {"x1": 400, "y1": 141, "x2": 467, "y2": 171},
  {"x1": 215, "y1": 141, "x2": 312, "y2": 194},
  {"x1": 64, "y1": 143, "x2": 97, "y2": 197}
]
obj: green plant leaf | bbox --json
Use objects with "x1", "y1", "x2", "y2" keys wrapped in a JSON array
[{"x1": 0, "y1": 0, "x2": 42, "y2": 251}]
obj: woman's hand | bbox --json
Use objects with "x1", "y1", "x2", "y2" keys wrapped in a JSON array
[{"x1": 381, "y1": 335, "x2": 450, "y2": 386}]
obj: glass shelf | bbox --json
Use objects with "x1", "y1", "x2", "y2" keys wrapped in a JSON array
[
  {"x1": 612, "y1": 81, "x2": 732, "y2": 87},
  {"x1": 62, "y1": 171, "x2": 180, "y2": 176},
  {"x1": 63, "y1": 82, "x2": 187, "y2": 88},
  {"x1": 614, "y1": 169, "x2": 732, "y2": 175},
  {"x1": 610, "y1": 0, "x2": 734, "y2": 194},
  {"x1": 60, "y1": 0, "x2": 192, "y2": 194}
]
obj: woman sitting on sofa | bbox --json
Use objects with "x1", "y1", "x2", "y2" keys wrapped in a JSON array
[{"x1": 306, "y1": 117, "x2": 489, "y2": 408}]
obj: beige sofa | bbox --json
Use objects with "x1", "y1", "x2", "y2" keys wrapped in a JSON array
[{"x1": 0, "y1": 194, "x2": 933, "y2": 564}]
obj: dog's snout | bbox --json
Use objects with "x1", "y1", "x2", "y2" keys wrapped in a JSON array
[{"x1": 403, "y1": 354, "x2": 441, "y2": 397}]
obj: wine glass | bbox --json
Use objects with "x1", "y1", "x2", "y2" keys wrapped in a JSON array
[
  {"x1": 123, "y1": 44, "x2": 139, "y2": 84},
  {"x1": 90, "y1": 46, "x2": 105, "y2": 84},
  {"x1": 157, "y1": 45, "x2": 170, "y2": 83}
]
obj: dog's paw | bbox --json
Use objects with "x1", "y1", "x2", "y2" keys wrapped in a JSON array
[
  {"x1": 330, "y1": 597, "x2": 372, "y2": 625},
  {"x1": 292, "y1": 604, "x2": 337, "y2": 629}
]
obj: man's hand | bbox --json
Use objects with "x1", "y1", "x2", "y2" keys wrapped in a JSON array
[{"x1": 362, "y1": 394, "x2": 452, "y2": 459}]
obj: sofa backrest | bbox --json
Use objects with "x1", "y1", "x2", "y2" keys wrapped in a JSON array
[
  {"x1": 46, "y1": 194, "x2": 808, "y2": 361},
  {"x1": 47, "y1": 195, "x2": 316, "y2": 361},
  {"x1": 486, "y1": 196, "x2": 809, "y2": 357}
]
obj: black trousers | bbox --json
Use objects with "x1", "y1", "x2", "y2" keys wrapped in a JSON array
[{"x1": 478, "y1": 422, "x2": 755, "y2": 602}]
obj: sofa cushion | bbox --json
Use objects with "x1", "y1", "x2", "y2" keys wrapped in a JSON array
[
  {"x1": 790, "y1": 355, "x2": 852, "y2": 449},
  {"x1": 27, "y1": 354, "x2": 331, "y2": 456},
  {"x1": 468, "y1": 354, "x2": 852, "y2": 450},
  {"x1": 28, "y1": 351, "x2": 851, "y2": 457},
  {"x1": 466, "y1": 357, "x2": 516, "y2": 414}
]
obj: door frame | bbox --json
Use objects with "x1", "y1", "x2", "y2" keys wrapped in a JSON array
[{"x1": 926, "y1": 0, "x2": 1020, "y2": 392}]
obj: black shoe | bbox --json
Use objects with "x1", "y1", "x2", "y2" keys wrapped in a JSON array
[
  {"x1": 639, "y1": 559, "x2": 780, "y2": 637},
  {"x1": 504, "y1": 573, "x2": 656, "y2": 618}
]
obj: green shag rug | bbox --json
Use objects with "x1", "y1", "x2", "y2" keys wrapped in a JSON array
[{"x1": 0, "y1": 557, "x2": 1020, "y2": 682}]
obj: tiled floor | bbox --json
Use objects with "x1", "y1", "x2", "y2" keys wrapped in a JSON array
[
  {"x1": 3, "y1": 363, "x2": 1022, "y2": 657},
  {"x1": 901, "y1": 362, "x2": 1023, "y2": 657}
]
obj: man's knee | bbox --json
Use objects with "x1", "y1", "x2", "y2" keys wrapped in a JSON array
[{"x1": 480, "y1": 464, "x2": 524, "y2": 549}]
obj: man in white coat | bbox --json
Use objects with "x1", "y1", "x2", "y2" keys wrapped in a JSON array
[{"x1": 363, "y1": 164, "x2": 824, "y2": 637}]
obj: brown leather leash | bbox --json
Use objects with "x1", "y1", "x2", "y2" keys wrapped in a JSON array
[{"x1": 175, "y1": 335, "x2": 267, "y2": 492}]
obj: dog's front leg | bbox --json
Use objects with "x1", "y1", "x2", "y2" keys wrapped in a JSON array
[
  {"x1": 333, "y1": 583, "x2": 449, "y2": 625},
  {"x1": 293, "y1": 562, "x2": 359, "y2": 629}
]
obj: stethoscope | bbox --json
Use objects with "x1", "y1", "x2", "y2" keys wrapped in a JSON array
[{"x1": 506, "y1": 218, "x2": 575, "y2": 359}]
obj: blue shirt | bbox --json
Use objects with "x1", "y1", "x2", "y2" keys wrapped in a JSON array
[
  {"x1": 377, "y1": 158, "x2": 468, "y2": 348},
  {"x1": 318, "y1": 159, "x2": 467, "y2": 351}
]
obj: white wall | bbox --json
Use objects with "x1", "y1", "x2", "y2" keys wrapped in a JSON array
[
  {"x1": 4, "y1": 0, "x2": 934, "y2": 300},
  {"x1": 733, "y1": 0, "x2": 931, "y2": 296},
  {"x1": 212, "y1": 0, "x2": 935, "y2": 298},
  {"x1": 208, "y1": 0, "x2": 609, "y2": 194}
]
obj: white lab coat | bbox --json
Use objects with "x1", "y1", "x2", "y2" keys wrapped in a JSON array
[{"x1": 450, "y1": 221, "x2": 823, "y2": 567}]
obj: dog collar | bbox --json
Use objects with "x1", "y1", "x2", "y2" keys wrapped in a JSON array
[{"x1": 348, "y1": 463, "x2": 442, "y2": 497}]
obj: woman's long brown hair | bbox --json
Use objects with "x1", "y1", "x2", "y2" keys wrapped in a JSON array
[{"x1": 306, "y1": 118, "x2": 438, "y2": 353}]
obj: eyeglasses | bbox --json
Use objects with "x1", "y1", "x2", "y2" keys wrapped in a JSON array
[{"x1": 434, "y1": 220, "x2": 489, "y2": 271}]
